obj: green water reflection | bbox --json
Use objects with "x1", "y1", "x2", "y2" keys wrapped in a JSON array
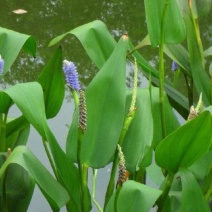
[{"x1": 1, "y1": 1, "x2": 212, "y2": 91}]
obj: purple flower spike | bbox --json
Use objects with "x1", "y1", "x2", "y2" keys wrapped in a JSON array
[
  {"x1": 171, "y1": 61, "x2": 178, "y2": 71},
  {"x1": 0, "y1": 55, "x2": 4, "y2": 75},
  {"x1": 63, "y1": 60, "x2": 81, "y2": 90}
]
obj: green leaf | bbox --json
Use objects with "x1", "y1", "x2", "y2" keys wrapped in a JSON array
[
  {"x1": 122, "y1": 89, "x2": 153, "y2": 172},
  {"x1": 151, "y1": 86, "x2": 180, "y2": 148},
  {"x1": 155, "y1": 111, "x2": 212, "y2": 173},
  {"x1": 180, "y1": 169, "x2": 210, "y2": 212},
  {"x1": 0, "y1": 92, "x2": 13, "y2": 113},
  {"x1": 0, "y1": 27, "x2": 36, "y2": 76},
  {"x1": 81, "y1": 35, "x2": 128, "y2": 168},
  {"x1": 49, "y1": 20, "x2": 116, "y2": 69},
  {"x1": 105, "y1": 180, "x2": 162, "y2": 212},
  {"x1": 38, "y1": 47, "x2": 65, "y2": 119},
  {"x1": 67, "y1": 36, "x2": 128, "y2": 168},
  {"x1": 164, "y1": 44, "x2": 191, "y2": 76},
  {"x1": 144, "y1": 0, "x2": 186, "y2": 47},
  {"x1": 189, "y1": 151, "x2": 212, "y2": 180},
  {"x1": 3, "y1": 82, "x2": 82, "y2": 211},
  {"x1": 0, "y1": 146, "x2": 69, "y2": 211},
  {"x1": 204, "y1": 46, "x2": 212, "y2": 58},
  {"x1": 184, "y1": 13, "x2": 211, "y2": 105},
  {"x1": 130, "y1": 42, "x2": 189, "y2": 119}
]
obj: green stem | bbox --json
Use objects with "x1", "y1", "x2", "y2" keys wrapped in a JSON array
[
  {"x1": 183, "y1": 73, "x2": 193, "y2": 108},
  {"x1": 158, "y1": 0, "x2": 169, "y2": 139},
  {"x1": 188, "y1": 0, "x2": 205, "y2": 68},
  {"x1": 0, "y1": 113, "x2": 7, "y2": 152},
  {"x1": 157, "y1": 172, "x2": 174, "y2": 212},
  {"x1": 203, "y1": 164, "x2": 212, "y2": 201},
  {"x1": 42, "y1": 139, "x2": 58, "y2": 179},
  {"x1": 2, "y1": 168, "x2": 8, "y2": 212},
  {"x1": 92, "y1": 169, "x2": 103, "y2": 212},
  {"x1": 104, "y1": 110, "x2": 135, "y2": 209}
]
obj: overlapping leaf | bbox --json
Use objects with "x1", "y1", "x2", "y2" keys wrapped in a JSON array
[
  {"x1": 155, "y1": 111, "x2": 212, "y2": 173},
  {"x1": 49, "y1": 20, "x2": 116, "y2": 69},
  {"x1": 0, "y1": 27, "x2": 36, "y2": 76}
]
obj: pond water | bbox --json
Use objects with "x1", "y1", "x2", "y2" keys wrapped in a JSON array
[{"x1": 0, "y1": 1, "x2": 212, "y2": 212}]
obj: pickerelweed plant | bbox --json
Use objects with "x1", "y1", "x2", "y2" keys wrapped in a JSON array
[{"x1": 0, "y1": 0, "x2": 212, "y2": 211}]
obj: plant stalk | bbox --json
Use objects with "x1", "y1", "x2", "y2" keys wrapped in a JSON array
[
  {"x1": 158, "y1": 0, "x2": 169, "y2": 138},
  {"x1": 92, "y1": 169, "x2": 103, "y2": 212},
  {"x1": 42, "y1": 139, "x2": 58, "y2": 179},
  {"x1": 157, "y1": 172, "x2": 174, "y2": 212},
  {"x1": 104, "y1": 110, "x2": 135, "y2": 209}
]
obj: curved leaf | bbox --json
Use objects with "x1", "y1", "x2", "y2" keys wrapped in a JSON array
[
  {"x1": 49, "y1": 20, "x2": 116, "y2": 69},
  {"x1": 122, "y1": 89, "x2": 153, "y2": 172},
  {"x1": 105, "y1": 180, "x2": 161, "y2": 212},
  {"x1": 3, "y1": 82, "x2": 82, "y2": 211},
  {"x1": 38, "y1": 47, "x2": 65, "y2": 119},
  {"x1": 155, "y1": 111, "x2": 212, "y2": 173},
  {"x1": 0, "y1": 146, "x2": 69, "y2": 210},
  {"x1": 180, "y1": 169, "x2": 210, "y2": 212},
  {"x1": 144, "y1": 0, "x2": 186, "y2": 47},
  {"x1": 0, "y1": 27, "x2": 36, "y2": 76},
  {"x1": 151, "y1": 86, "x2": 180, "y2": 148},
  {"x1": 81, "y1": 35, "x2": 128, "y2": 168}
]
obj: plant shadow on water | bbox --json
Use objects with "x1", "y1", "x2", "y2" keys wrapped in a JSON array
[{"x1": 0, "y1": 0, "x2": 212, "y2": 212}]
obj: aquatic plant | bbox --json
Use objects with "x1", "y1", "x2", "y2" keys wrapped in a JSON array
[{"x1": 0, "y1": 0, "x2": 212, "y2": 211}]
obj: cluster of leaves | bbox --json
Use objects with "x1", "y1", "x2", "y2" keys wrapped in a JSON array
[{"x1": 0, "y1": 0, "x2": 212, "y2": 211}]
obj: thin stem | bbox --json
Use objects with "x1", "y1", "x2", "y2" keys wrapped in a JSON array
[
  {"x1": 158, "y1": 0, "x2": 169, "y2": 138},
  {"x1": 183, "y1": 72, "x2": 193, "y2": 108},
  {"x1": 104, "y1": 110, "x2": 135, "y2": 209},
  {"x1": 42, "y1": 139, "x2": 58, "y2": 179},
  {"x1": 188, "y1": 0, "x2": 205, "y2": 68},
  {"x1": 157, "y1": 172, "x2": 174, "y2": 212},
  {"x1": 2, "y1": 168, "x2": 8, "y2": 212},
  {"x1": 203, "y1": 164, "x2": 212, "y2": 201},
  {"x1": 92, "y1": 169, "x2": 103, "y2": 212}
]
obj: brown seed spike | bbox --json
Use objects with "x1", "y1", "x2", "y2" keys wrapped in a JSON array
[{"x1": 79, "y1": 90, "x2": 87, "y2": 131}]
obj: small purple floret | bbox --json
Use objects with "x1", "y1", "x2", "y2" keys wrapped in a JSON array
[
  {"x1": 0, "y1": 55, "x2": 4, "y2": 75},
  {"x1": 171, "y1": 61, "x2": 178, "y2": 71},
  {"x1": 63, "y1": 60, "x2": 81, "y2": 90}
]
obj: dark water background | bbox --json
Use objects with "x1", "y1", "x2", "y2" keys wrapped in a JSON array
[{"x1": 0, "y1": 1, "x2": 212, "y2": 211}]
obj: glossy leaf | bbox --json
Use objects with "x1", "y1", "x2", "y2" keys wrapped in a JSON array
[
  {"x1": 38, "y1": 47, "x2": 65, "y2": 119},
  {"x1": 0, "y1": 146, "x2": 69, "y2": 211},
  {"x1": 122, "y1": 89, "x2": 153, "y2": 172},
  {"x1": 3, "y1": 82, "x2": 83, "y2": 211},
  {"x1": 184, "y1": 13, "x2": 211, "y2": 105},
  {"x1": 67, "y1": 36, "x2": 128, "y2": 168},
  {"x1": 150, "y1": 86, "x2": 180, "y2": 148},
  {"x1": 180, "y1": 169, "x2": 210, "y2": 212},
  {"x1": 144, "y1": 0, "x2": 186, "y2": 47},
  {"x1": 0, "y1": 27, "x2": 36, "y2": 76},
  {"x1": 0, "y1": 164, "x2": 35, "y2": 212},
  {"x1": 81, "y1": 35, "x2": 128, "y2": 168},
  {"x1": 105, "y1": 180, "x2": 161, "y2": 212},
  {"x1": 155, "y1": 111, "x2": 212, "y2": 173},
  {"x1": 49, "y1": 20, "x2": 116, "y2": 69}
]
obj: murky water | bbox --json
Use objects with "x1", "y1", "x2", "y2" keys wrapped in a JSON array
[{"x1": 0, "y1": 1, "x2": 212, "y2": 211}]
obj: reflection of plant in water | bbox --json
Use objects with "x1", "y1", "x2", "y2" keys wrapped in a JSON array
[{"x1": 0, "y1": 0, "x2": 212, "y2": 211}]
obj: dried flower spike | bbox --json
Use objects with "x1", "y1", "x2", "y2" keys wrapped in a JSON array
[
  {"x1": 62, "y1": 60, "x2": 81, "y2": 90},
  {"x1": 79, "y1": 90, "x2": 87, "y2": 131},
  {"x1": 187, "y1": 93, "x2": 203, "y2": 121},
  {"x1": 116, "y1": 144, "x2": 129, "y2": 188},
  {"x1": 0, "y1": 55, "x2": 4, "y2": 75}
]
